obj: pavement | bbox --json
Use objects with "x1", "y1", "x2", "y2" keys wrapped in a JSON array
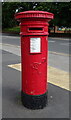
[{"x1": 0, "y1": 34, "x2": 70, "y2": 119}]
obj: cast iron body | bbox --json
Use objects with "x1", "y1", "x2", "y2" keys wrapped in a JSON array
[{"x1": 15, "y1": 11, "x2": 54, "y2": 109}]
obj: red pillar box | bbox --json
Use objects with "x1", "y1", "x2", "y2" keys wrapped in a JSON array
[{"x1": 15, "y1": 11, "x2": 54, "y2": 109}]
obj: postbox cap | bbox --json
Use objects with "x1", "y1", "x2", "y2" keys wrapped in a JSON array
[{"x1": 15, "y1": 10, "x2": 54, "y2": 20}]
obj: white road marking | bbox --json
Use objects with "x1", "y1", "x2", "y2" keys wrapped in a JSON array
[
  {"x1": 0, "y1": 43, "x2": 20, "y2": 48},
  {"x1": 0, "y1": 43, "x2": 21, "y2": 56},
  {"x1": 61, "y1": 43, "x2": 70, "y2": 46},
  {"x1": 48, "y1": 41, "x2": 55, "y2": 43},
  {"x1": 49, "y1": 37, "x2": 70, "y2": 41},
  {"x1": 2, "y1": 35, "x2": 20, "y2": 39},
  {"x1": 2, "y1": 35, "x2": 70, "y2": 41},
  {"x1": 0, "y1": 43, "x2": 70, "y2": 56},
  {"x1": 49, "y1": 51, "x2": 70, "y2": 56}
]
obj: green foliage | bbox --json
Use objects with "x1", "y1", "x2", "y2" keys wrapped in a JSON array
[
  {"x1": 34, "y1": 2, "x2": 71, "y2": 27},
  {"x1": 2, "y1": 2, "x2": 71, "y2": 29},
  {"x1": 2, "y1": 2, "x2": 38, "y2": 28},
  {"x1": 3, "y1": 26, "x2": 20, "y2": 32}
]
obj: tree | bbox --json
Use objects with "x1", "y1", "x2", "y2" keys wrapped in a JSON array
[
  {"x1": 2, "y1": 2, "x2": 38, "y2": 28},
  {"x1": 2, "y1": 2, "x2": 71, "y2": 29},
  {"x1": 34, "y1": 2, "x2": 71, "y2": 27}
]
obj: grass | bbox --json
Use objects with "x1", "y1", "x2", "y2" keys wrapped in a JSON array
[{"x1": 3, "y1": 26, "x2": 20, "y2": 33}]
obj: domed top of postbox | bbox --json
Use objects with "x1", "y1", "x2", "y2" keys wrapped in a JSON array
[{"x1": 15, "y1": 10, "x2": 54, "y2": 21}]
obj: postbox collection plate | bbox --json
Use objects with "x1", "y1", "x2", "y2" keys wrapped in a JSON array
[{"x1": 30, "y1": 38, "x2": 41, "y2": 53}]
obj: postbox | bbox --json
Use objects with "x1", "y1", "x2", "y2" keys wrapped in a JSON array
[{"x1": 15, "y1": 11, "x2": 54, "y2": 109}]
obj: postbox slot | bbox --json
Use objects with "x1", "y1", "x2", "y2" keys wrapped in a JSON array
[{"x1": 29, "y1": 27, "x2": 43, "y2": 31}]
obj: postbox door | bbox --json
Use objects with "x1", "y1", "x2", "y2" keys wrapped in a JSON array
[{"x1": 21, "y1": 35, "x2": 48, "y2": 95}]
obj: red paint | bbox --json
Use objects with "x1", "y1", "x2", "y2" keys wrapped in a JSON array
[{"x1": 15, "y1": 11, "x2": 54, "y2": 95}]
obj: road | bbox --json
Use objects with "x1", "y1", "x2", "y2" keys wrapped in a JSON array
[
  {"x1": 2, "y1": 34, "x2": 70, "y2": 54},
  {"x1": 1, "y1": 34, "x2": 70, "y2": 119},
  {"x1": 2, "y1": 34, "x2": 70, "y2": 72}
]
